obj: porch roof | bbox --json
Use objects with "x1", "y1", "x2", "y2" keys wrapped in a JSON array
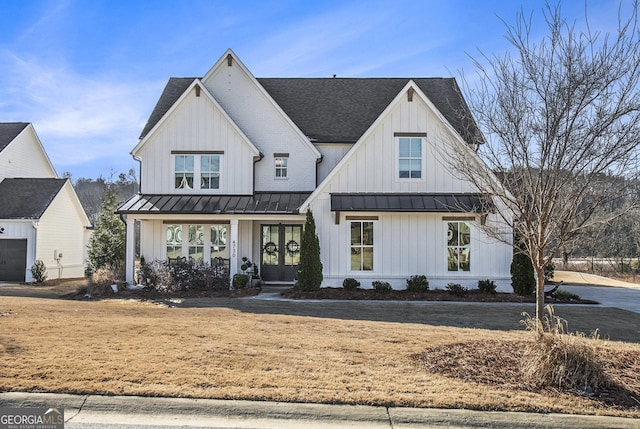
[
  {"x1": 330, "y1": 193, "x2": 491, "y2": 213},
  {"x1": 118, "y1": 192, "x2": 311, "y2": 215}
]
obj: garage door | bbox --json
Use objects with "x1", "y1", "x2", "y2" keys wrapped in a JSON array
[{"x1": 0, "y1": 239, "x2": 27, "y2": 282}]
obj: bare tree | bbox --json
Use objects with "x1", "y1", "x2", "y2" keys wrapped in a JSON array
[{"x1": 451, "y1": 2, "x2": 640, "y2": 327}]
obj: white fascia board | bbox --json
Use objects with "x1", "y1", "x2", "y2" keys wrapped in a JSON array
[
  {"x1": 203, "y1": 49, "x2": 322, "y2": 160},
  {"x1": 131, "y1": 78, "x2": 260, "y2": 158},
  {"x1": 299, "y1": 81, "x2": 416, "y2": 212},
  {"x1": 409, "y1": 82, "x2": 511, "y2": 201},
  {"x1": 24, "y1": 123, "x2": 58, "y2": 178}
]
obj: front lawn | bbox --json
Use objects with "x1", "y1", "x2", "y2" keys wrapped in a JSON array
[{"x1": 0, "y1": 285, "x2": 638, "y2": 417}]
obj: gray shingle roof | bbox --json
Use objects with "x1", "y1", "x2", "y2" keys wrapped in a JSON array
[
  {"x1": 119, "y1": 192, "x2": 311, "y2": 215},
  {"x1": 0, "y1": 178, "x2": 67, "y2": 219},
  {"x1": 138, "y1": 77, "x2": 483, "y2": 145},
  {"x1": 0, "y1": 122, "x2": 29, "y2": 152}
]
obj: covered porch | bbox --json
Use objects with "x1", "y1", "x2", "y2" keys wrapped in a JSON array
[{"x1": 118, "y1": 192, "x2": 309, "y2": 285}]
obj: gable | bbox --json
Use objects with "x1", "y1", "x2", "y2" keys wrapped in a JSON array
[
  {"x1": 0, "y1": 123, "x2": 57, "y2": 180},
  {"x1": 134, "y1": 81, "x2": 260, "y2": 194},
  {"x1": 300, "y1": 82, "x2": 483, "y2": 212}
]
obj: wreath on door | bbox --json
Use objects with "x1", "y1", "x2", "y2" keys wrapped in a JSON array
[
  {"x1": 285, "y1": 240, "x2": 300, "y2": 256},
  {"x1": 263, "y1": 241, "x2": 278, "y2": 256}
]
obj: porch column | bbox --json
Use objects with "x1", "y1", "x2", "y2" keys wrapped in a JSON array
[
  {"x1": 125, "y1": 216, "x2": 136, "y2": 284},
  {"x1": 229, "y1": 218, "x2": 239, "y2": 281}
]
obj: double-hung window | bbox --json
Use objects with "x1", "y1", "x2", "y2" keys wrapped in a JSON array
[
  {"x1": 173, "y1": 152, "x2": 222, "y2": 191},
  {"x1": 174, "y1": 155, "x2": 194, "y2": 189},
  {"x1": 201, "y1": 155, "x2": 220, "y2": 189},
  {"x1": 397, "y1": 136, "x2": 423, "y2": 179},
  {"x1": 350, "y1": 220, "x2": 374, "y2": 271},
  {"x1": 447, "y1": 221, "x2": 471, "y2": 271},
  {"x1": 274, "y1": 153, "x2": 289, "y2": 179}
]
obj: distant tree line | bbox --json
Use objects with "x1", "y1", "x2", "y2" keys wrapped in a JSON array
[{"x1": 62, "y1": 169, "x2": 139, "y2": 225}]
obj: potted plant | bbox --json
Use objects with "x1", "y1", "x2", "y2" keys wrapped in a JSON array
[{"x1": 241, "y1": 257, "x2": 261, "y2": 288}]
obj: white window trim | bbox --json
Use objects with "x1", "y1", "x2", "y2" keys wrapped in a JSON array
[
  {"x1": 274, "y1": 155, "x2": 289, "y2": 180},
  {"x1": 164, "y1": 223, "x2": 229, "y2": 263},
  {"x1": 444, "y1": 219, "x2": 472, "y2": 273},
  {"x1": 395, "y1": 136, "x2": 426, "y2": 182},
  {"x1": 172, "y1": 153, "x2": 223, "y2": 192},
  {"x1": 347, "y1": 219, "x2": 378, "y2": 274}
]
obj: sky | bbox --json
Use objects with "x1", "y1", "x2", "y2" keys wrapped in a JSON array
[{"x1": 0, "y1": 0, "x2": 633, "y2": 181}]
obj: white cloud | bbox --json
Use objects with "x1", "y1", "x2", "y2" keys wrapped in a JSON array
[{"x1": 0, "y1": 51, "x2": 162, "y2": 177}]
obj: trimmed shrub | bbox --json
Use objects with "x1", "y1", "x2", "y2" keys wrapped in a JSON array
[
  {"x1": 446, "y1": 283, "x2": 468, "y2": 297},
  {"x1": 30, "y1": 259, "x2": 47, "y2": 284},
  {"x1": 233, "y1": 273, "x2": 249, "y2": 289},
  {"x1": 552, "y1": 289, "x2": 580, "y2": 300},
  {"x1": 478, "y1": 279, "x2": 497, "y2": 294},
  {"x1": 511, "y1": 251, "x2": 535, "y2": 296},
  {"x1": 406, "y1": 275, "x2": 429, "y2": 292},
  {"x1": 372, "y1": 280, "x2": 392, "y2": 293},
  {"x1": 342, "y1": 278, "x2": 361, "y2": 291},
  {"x1": 138, "y1": 258, "x2": 228, "y2": 293},
  {"x1": 295, "y1": 209, "x2": 323, "y2": 291}
]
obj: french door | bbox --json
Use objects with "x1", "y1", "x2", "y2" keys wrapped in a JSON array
[{"x1": 261, "y1": 224, "x2": 302, "y2": 282}]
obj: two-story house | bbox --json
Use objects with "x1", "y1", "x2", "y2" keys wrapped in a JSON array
[
  {"x1": 0, "y1": 122, "x2": 92, "y2": 282},
  {"x1": 119, "y1": 49, "x2": 512, "y2": 290}
]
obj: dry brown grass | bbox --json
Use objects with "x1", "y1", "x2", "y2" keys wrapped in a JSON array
[{"x1": 0, "y1": 291, "x2": 639, "y2": 417}]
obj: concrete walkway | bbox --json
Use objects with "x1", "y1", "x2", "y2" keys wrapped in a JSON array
[{"x1": 1, "y1": 392, "x2": 638, "y2": 429}]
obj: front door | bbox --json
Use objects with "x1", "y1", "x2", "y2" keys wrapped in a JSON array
[{"x1": 261, "y1": 224, "x2": 302, "y2": 282}]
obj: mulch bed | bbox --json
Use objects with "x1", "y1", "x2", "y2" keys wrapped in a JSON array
[
  {"x1": 413, "y1": 339, "x2": 640, "y2": 411},
  {"x1": 281, "y1": 287, "x2": 598, "y2": 304},
  {"x1": 65, "y1": 286, "x2": 260, "y2": 301}
]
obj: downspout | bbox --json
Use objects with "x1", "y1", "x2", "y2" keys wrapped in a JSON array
[
  {"x1": 253, "y1": 152, "x2": 264, "y2": 192},
  {"x1": 315, "y1": 154, "x2": 323, "y2": 187},
  {"x1": 31, "y1": 220, "x2": 39, "y2": 282}
]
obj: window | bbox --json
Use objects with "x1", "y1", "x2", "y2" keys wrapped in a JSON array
[
  {"x1": 175, "y1": 155, "x2": 194, "y2": 189},
  {"x1": 166, "y1": 223, "x2": 228, "y2": 263},
  {"x1": 200, "y1": 155, "x2": 220, "y2": 189},
  {"x1": 188, "y1": 225, "x2": 204, "y2": 262},
  {"x1": 447, "y1": 221, "x2": 470, "y2": 271},
  {"x1": 166, "y1": 224, "x2": 182, "y2": 259},
  {"x1": 398, "y1": 137, "x2": 422, "y2": 179},
  {"x1": 350, "y1": 221, "x2": 374, "y2": 271},
  {"x1": 210, "y1": 224, "x2": 227, "y2": 264},
  {"x1": 275, "y1": 156, "x2": 288, "y2": 178},
  {"x1": 173, "y1": 152, "x2": 223, "y2": 190}
]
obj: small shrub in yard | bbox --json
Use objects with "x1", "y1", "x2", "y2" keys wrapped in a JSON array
[
  {"x1": 406, "y1": 275, "x2": 429, "y2": 292},
  {"x1": 552, "y1": 289, "x2": 580, "y2": 300},
  {"x1": 30, "y1": 259, "x2": 47, "y2": 284},
  {"x1": 511, "y1": 251, "x2": 535, "y2": 295},
  {"x1": 372, "y1": 280, "x2": 392, "y2": 293},
  {"x1": 544, "y1": 261, "x2": 555, "y2": 281},
  {"x1": 88, "y1": 266, "x2": 121, "y2": 296},
  {"x1": 342, "y1": 278, "x2": 360, "y2": 290},
  {"x1": 521, "y1": 306, "x2": 609, "y2": 391},
  {"x1": 233, "y1": 273, "x2": 249, "y2": 289},
  {"x1": 477, "y1": 279, "x2": 497, "y2": 294},
  {"x1": 446, "y1": 283, "x2": 468, "y2": 297}
]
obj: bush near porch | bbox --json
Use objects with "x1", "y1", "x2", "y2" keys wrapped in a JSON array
[{"x1": 137, "y1": 258, "x2": 229, "y2": 293}]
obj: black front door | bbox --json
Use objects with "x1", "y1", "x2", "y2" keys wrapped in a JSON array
[{"x1": 261, "y1": 224, "x2": 302, "y2": 282}]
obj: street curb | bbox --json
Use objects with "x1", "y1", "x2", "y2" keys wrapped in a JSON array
[{"x1": 1, "y1": 392, "x2": 638, "y2": 429}]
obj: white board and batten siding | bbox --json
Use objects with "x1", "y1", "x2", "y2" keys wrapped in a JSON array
[
  {"x1": 136, "y1": 86, "x2": 257, "y2": 195},
  {"x1": 202, "y1": 56, "x2": 320, "y2": 193},
  {"x1": 36, "y1": 181, "x2": 91, "y2": 279},
  {"x1": 0, "y1": 124, "x2": 57, "y2": 182},
  {"x1": 308, "y1": 88, "x2": 513, "y2": 291}
]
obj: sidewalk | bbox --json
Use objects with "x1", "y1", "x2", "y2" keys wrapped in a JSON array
[{"x1": 1, "y1": 392, "x2": 638, "y2": 429}]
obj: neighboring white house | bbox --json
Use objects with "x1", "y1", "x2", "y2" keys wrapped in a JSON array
[
  {"x1": 119, "y1": 49, "x2": 513, "y2": 290},
  {"x1": 0, "y1": 122, "x2": 92, "y2": 282}
]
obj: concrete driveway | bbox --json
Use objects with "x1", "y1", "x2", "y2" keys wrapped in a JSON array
[
  {"x1": 561, "y1": 285, "x2": 640, "y2": 314},
  {"x1": 554, "y1": 270, "x2": 640, "y2": 314}
]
